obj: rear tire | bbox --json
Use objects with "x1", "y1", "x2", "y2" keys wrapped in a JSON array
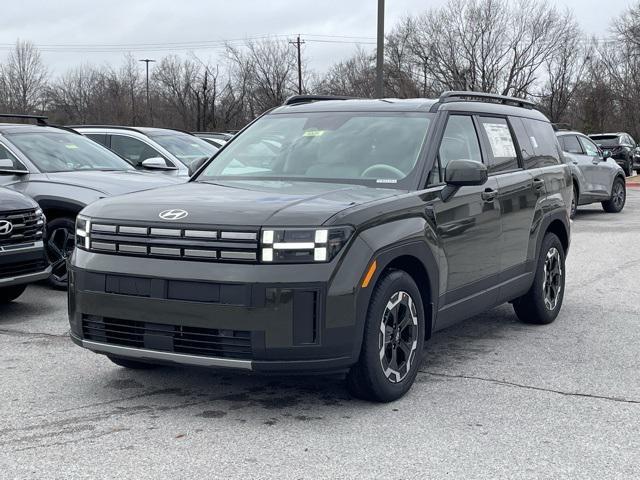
[
  {"x1": 602, "y1": 177, "x2": 626, "y2": 213},
  {"x1": 624, "y1": 157, "x2": 633, "y2": 177},
  {"x1": 107, "y1": 355, "x2": 158, "y2": 370},
  {"x1": 346, "y1": 270, "x2": 425, "y2": 402},
  {"x1": 0, "y1": 284, "x2": 28, "y2": 304},
  {"x1": 513, "y1": 233, "x2": 565, "y2": 325}
]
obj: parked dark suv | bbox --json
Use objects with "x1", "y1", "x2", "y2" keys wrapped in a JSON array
[
  {"x1": 69, "y1": 92, "x2": 571, "y2": 402},
  {"x1": 0, "y1": 187, "x2": 50, "y2": 303},
  {"x1": 588, "y1": 132, "x2": 640, "y2": 176}
]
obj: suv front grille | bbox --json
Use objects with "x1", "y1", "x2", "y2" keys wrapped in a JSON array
[
  {"x1": 0, "y1": 209, "x2": 44, "y2": 248},
  {"x1": 87, "y1": 222, "x2": 258, "y2": 262},
  {"x1": 82, "y1": 316, "x2": 253, "y2": 359}
]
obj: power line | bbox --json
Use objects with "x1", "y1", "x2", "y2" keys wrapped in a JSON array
[{"x1": 289, "y1": 35, "x2": 305, "y2": 94}]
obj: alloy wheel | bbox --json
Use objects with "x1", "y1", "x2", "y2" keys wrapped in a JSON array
[
  {"x1": 542, "y1": 247, "x2": 562, "y2": 311},
  {"x1": 378, "y1": 291, "x2": 419, "y2": 383},
  {"x1": 47, "y1": 227, "x2": 75, "y2": 284},
  {"x1": 612, "y1": 181, "x2": 625, "y2": 210}
]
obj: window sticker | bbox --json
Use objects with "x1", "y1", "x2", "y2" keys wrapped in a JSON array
[
  {"x1": 65, "y1": 144, "x2": 79, "y2": 149},
  {"x1": 303, "y1": 129, "x2": 325, "y2": 137},
  {"x1": 530, "y1": 136, "x2": 539, "y2": 149},
  {"x1": 482, "y1": 123, "x2": 516, "y2": 158}
]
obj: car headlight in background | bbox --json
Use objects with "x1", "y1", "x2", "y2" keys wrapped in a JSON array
[
  {"x1": 261, "y1": 226, "x2": 353, "y2": 263},
  {"x1": 76, "y1": 215, "x2": 91, "y2": 249}
]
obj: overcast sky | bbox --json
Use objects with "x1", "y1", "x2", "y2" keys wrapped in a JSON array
[{"x1": 0, "y1": 0, "x2": 632, "y2": 76}]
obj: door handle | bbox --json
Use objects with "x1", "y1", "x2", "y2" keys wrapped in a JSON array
[
  {"x1": 481, "y1": 188, "x2": 498, "y2": 202},
  {"x1": 533, "y1": 178, "x2": 545, "y2": 191}
]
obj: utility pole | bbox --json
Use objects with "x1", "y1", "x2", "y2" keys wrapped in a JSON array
[
  {"x1": 139, "y1": 58, "x2": 156, "y2": 125},
  {"x1": 289, "y1": 35, "x2": 305, "y2": 94},
  {"x1": 375, "y1": 0, "x2": 385, "y2": 98}
]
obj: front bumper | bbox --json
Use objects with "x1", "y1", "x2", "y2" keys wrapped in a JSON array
[
  {"x1": 68, "y1": 239, "x2": 374, "y2": 374},
  {"x1": 0, "y1": 243, "x2": 51, "y2": 287}
]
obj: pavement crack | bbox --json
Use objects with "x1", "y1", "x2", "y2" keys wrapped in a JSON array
[
  {"x1": 419, "y1": 370, "x2": 640, "y2": 405},
  {"x1": 0, "y1": 328, "x2": 70, "y2": 339}
]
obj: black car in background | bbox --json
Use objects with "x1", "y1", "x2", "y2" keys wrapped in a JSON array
[
  {"x1": 69, "y1": 92, "x2": 571, "y2": 402},
  {"x1": 0, "y1": 116, "x2": 182, "y2": 288},
  {"x1": 0, "y1": 186, "x2": 50, "y2": 303},
  {"x1": 589, "y1": 132, "x2": 640, "y2": 176}
]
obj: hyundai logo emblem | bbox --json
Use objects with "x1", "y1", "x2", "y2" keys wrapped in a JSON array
[
  {"x1": 0, "y1": 220, "x2": 13, "y2": 235},
  {"x1": 159, "y1": 209, "x2": 189, "y2": 221}
]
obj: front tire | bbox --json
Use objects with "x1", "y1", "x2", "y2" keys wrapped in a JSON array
[
  {"x1": 0, "y1": 284, "x2": 28, "y2": 304},
  {"x1": 347, "y1": 270, "x2": 425, "y2": 402},
  {"x1": 513, "y1": 233, "x2": 565, "y2": 325},
  {"x1": 45, "y1": 217, "x2": 76, "y2": 290},
  {"x1": 602, "y1": 177, "x2": 626, "y2": 213},
  {"x1": 570, "y1": 184, "x2": 578, "y2": 219}
]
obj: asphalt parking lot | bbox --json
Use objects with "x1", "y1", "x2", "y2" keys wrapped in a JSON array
[{"x1": 1, "y1": 190, "x2": 639, "y2": 480}]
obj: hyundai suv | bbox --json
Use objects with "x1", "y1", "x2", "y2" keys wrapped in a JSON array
[
  {"x1": 69, "y1": 92, "x2": 571, "y2": 402},
  {"x1": 74, "y1": 126, "x2": 219, "y2": 176},
  {"x1": 0, "y1": 187, "x2": 49, "y2": 303},
  {"x1": 0, "y1": 115, "x2": 182, "y2": 288},
  {"x1": 556, "y1": 130, "x2": 627, "y2": 217},
  {"x1": 589, "y1": 132, "x2": 640, "y2": 176}
]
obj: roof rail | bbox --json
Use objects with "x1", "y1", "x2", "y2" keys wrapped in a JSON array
[
  {"x1": 283, "y1": 95, "x2": 356, "y2": 106},
  {"x1": 0, "y1": 113, "x2": 48, "y2": 126},
  {"x1": 437, "y1": 91, "x2": 536, "y2": 109},
  {"x1": 68, "y1": 125, "x2": 196, "y2": 136}
]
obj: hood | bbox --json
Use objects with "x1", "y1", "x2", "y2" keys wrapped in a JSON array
[
  {"x1": 45, "y1": 170, "x2": 185, "y2": 196},
  {"x1": 82, "y1": 180, "x2": 403, "y2": 226},
  {"x1": 0, "y1": 187, "x2": 38, "y2": 212}
]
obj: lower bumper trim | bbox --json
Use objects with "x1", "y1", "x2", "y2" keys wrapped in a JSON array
[
  {"x1": 0, "y1": 266, "x2": 51, "y2": 287},
  {"x1": 76, "y1": 335, "x2": 253, "y2": 370}
]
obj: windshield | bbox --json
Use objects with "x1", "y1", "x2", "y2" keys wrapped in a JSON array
[
  {"x1": 151, "y1": 133, "x2": 218, "y2": 167},
  {"x1": 589, "y1": 135, "x2": 621, "y2": 147},
  {"x1": 5, "y1": 131, "x2": 132, "y2": 173},
  {"x1": 197, "y1": 112, "x2": 432, "y2": 187}
]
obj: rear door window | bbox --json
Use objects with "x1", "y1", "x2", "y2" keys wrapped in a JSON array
[
  {"x1": 522, "y1": 119, "x2": 562, "y2": 168},
  {"x1": 477, "y1": 117, "x2": 519, "y2": 173}
]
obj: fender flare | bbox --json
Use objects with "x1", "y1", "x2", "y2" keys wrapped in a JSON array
[
  {"x1": 534, "y1": 210, "x2": 570, "y2": 260},
  {"x1": 351, "y1": 239, "x2": 440, "y2": 361}
]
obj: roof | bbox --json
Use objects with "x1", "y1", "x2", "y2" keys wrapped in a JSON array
[
  {"x1": 0, "y1": 123, "x2": 75, "y2": 135},
  {"x1": 556, "y1": 130, "x2": 587, "y2": 137},
  {"x1": 588, "y1": 132, "x2": 625, "y2": 137},
  {"x1": 69, "y1": 125, "x2": 195, "y2": 137},
  {"x1": 272, "y1": 95, "x2": 548, "y2": 121}
]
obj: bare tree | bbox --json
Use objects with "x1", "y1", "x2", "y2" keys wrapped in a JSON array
[{"x1": 1, "y1": 40, "x2": 48, "y2": 113}]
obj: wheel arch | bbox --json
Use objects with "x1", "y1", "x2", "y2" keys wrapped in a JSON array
[
  {"x1": 542, "y1": 216, "x2": 570, "y2": 257},
  {"x1": 37, "y1": 198, "x2": 85, "y2": 222}
]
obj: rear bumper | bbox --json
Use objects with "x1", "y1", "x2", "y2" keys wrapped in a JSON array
[
  {"x1": 68, "y1": 240, "x2": 374, "y2": 374},
  {"x1": 0, "y1": 243, "x2": 51, "y2": 287}
]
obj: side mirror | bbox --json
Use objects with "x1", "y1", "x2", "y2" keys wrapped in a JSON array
[
  {"x1": 444, "y1": 159, "x2": 488, "y2": 187},
  {"x1": 0, "y1": 158, "x2": 28, "y2": 174},
  {"x1": 141, "y1": 157, "x2": 176, "y2": 171},
  {"x1": 602, "y1": 150, "x2": 611, "y2": 160},
  {"x1": 188, "y1": 156, "x2": 209, "y2": 177}
]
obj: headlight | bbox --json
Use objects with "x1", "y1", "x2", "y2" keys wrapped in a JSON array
[
  {"x1": 260, "y1": 226, "x2": 353, "y2": 263},
  {"x1": 76, "y1": 215, "x2": 91, "y2": 249}
]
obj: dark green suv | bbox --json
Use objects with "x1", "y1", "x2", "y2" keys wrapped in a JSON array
[{"x1": 68, "y1": 92, "x2": 571, "y2": 402}]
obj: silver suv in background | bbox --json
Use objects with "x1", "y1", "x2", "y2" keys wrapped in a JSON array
[
  {"x1": 556, "y1": 130, "x2": 627, "y2": 218},
  {"x1": 73, "y1": 126, "x2": 219, "y2": 177}
]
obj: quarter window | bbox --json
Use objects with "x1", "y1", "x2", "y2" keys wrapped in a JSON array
[
  {"x1": 522, "y1": 119, "x2": 562, "y2": 168},
  {"x1": 478, "y1": 117, "x2": 519, "y2": 173}
]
